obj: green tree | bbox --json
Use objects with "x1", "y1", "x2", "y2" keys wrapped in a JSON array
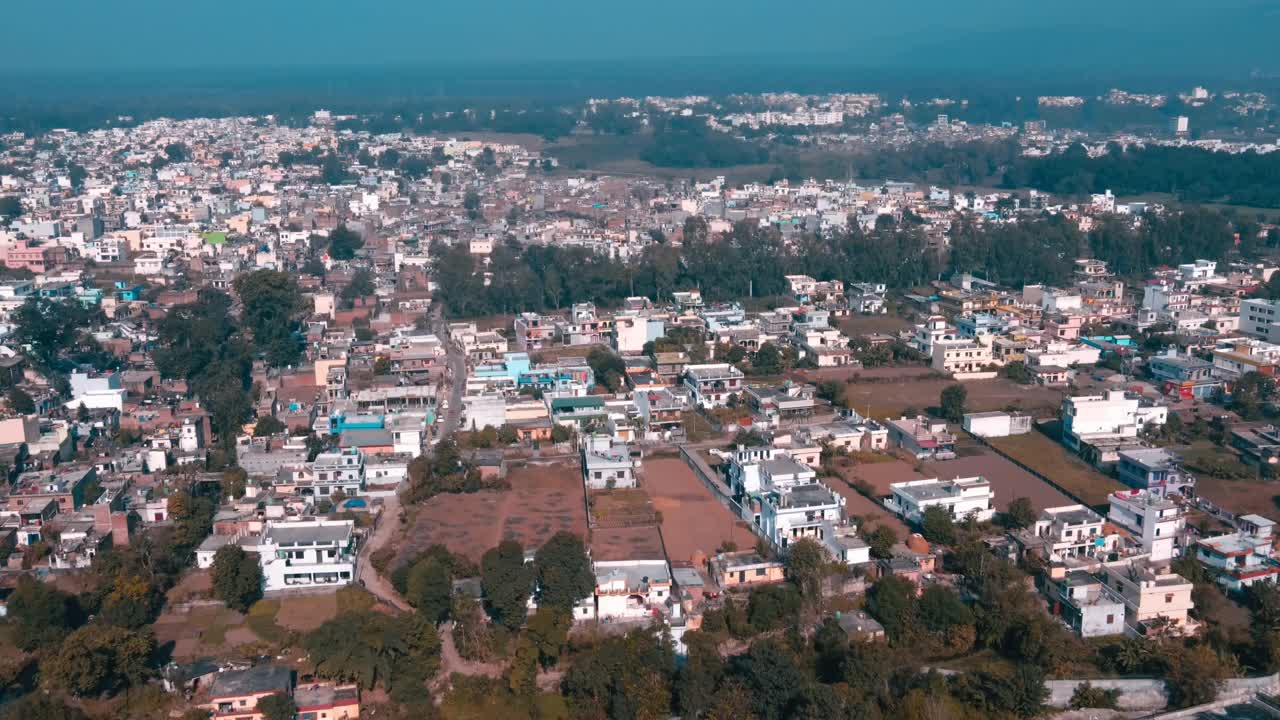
[
  {"x1": 42, "y1": 625, "x2": 154, "y2": 697},
  {"x1": 253, "y1": 415, "x2": 287, "y2": 437},
  {"x1": 8, "y1": 574, "x2": 78, "y2": 651},
  {"x1": 1005, "y1": 497, "x2": 1037, "y2": 529},
  {"x1": 867, "y1": 575, "x2": 918, "y2": 643},
  {"x1": 210, "y1": 545, "x2": 263, "y2": 613},
  {"x1": 525, "y1": 606, "x2": 571, "y2": 668},
  {"x1": 730, "y1": 638, "x2": 804, "y2": 720},
  {"x1": 482, "y1": 539, "x2": 533, "y2": 630},
  {"x1": 864, "y1": 525, "x2": 897, "y2": 560},
  {"x1": 327, "y1": 224, "x2": 364, "y2": 260},
  {"x1": 0, "y1": 693, "x2": 91, "y2": 720},
  {"x1": 234, "y1": 269, "x2": 304, "y2": 367},
  {"x1": 784, "y1": 537, "x2": 827, "y2": 599},
  {"x1": 534, "y1": 531, "x2": 594, "y2": 611},
  {"x1": 303, "y1": 611, "x2": 440, "y2": 693},
  {"x1": 406, "y1": 558, "x2": 454, "y2": 624},
  {"x1": 920, "y1": 506, "x2": 957, "y2": 545},
  {"x1": 675, "y1": 631, "x2": 724, "y2": 718},
  {"x1": 7, "y1": 387, "x2": 34, "y2": 414},
  {"x1": 940, "y1": 384, "x2": 968, "y2": 422},
  {"x1": 255, "y1": 693, "x2": 296, "y2": 720}
]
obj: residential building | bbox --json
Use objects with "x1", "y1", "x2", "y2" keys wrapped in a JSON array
[
  {"x1": 294, "y1": 683, "x2": 361, "y2": 720},
  {"x1": 1100, "y1": 559, "x2": 1195, "y2": 632},
  {"x1": 1061, "y1": 391, "x2": 1168, "y2": 455},
  {"x1": 1107, "y1": 489, "x2": 1186, "y2": 562},
  {"x1": 1233, "y1": 424, "x2": 1280, "y2": 466},
  {"x1": 593, "y1": 559, "x2": 672, "y2": 621},
  {"x1": 962, "y1": 411, "x2": 1032, "y2": 438},
  {"x1": 1212, "y1": 338, "x2": 1280, "y2": 380},
  {"x1": 710, "y1": 551, "x2": 786, "y2": 588},
  {"x1": 1148, "y1": 351, "x2": 1220, "y2": 400},
  {"x1": 582, "y1": 434, "x2": 639, "y2": 490},
  {"x1": 1116, "y1": 448, "x2": 1195, "y2": 497},
  {"x1": 744, "y1": 383, "x2": 816, "y2": 426},
  {"x1": 1018, "y1": 505, "x2": 1117, "y2": 563},
  {"x1": 683, "y1": 363, "x2": 744, "y2": 409},
  {"x1": 884, "y1": 477, "x2": 995, "y2": 524},
  {"x1": 200, "y1": 665, "x2": 293, "y2": 720},
  {"x1": 931, "y1": 340, "x2": 994, "y2": 376},
  {"x1": 1195, "y1": 514, "x2": 1280, "y2": 591},
  {"x1": 1049, "y1": 570, "x2": 1127, "y2": 638},
  {"x1": 886, "y1": 415, "x2": 957, "y2": 460},
  {"x1": 1240, "y1": 298, "x2": 1280, "y2": 344},
  {"x1": 258, "y1": 519, "x2": 357, "y2": 593}
]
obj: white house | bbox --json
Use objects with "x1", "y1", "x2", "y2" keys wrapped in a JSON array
[
  {"x1": 1107, "y1": 489, "x2": 1185, "y2": 563},
  {"x1": 258, "y1": 519, "x2": 357, "y2": 593},
  {"x1": 582, "y1": 434, "x2": 639, "y2": 490},
  {"x1": 1195, "y1": 514, "x2": 1280, "y2": 591},
  {"x1": 884, "y1": 477, "x2": 995, "y2": 524},
  {"x1": 593, "y1": 560, "x2": 672, "y2": 621},
  {"x1": 683, "y1": 363, "x2": 745, "y2": 409},
  {"x1": 1061, "y1": 391, "x2": 1167, "y2": 453}
]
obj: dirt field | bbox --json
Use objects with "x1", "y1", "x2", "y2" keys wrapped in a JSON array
[
  {"x1": 923, "y1": 449, "x2": 1076, "y2": 513},
  {"x1": 985, "y1": 431, "x2": 1126, "y2": 508},
  {"x1": 1194, "y1": 476, "x2": 1280, "y2": 519},
  {"x1": 795, "y1": 367, "x2": 1066, "y2": 420},
  {"x1": 401, "y1": 460, "x2": 587, "y2": 563},
  {"x1": 589, "y1": 489, "x2": 657, "y2": 528},
  {"x1": 643, "y1": 455, "x2": 756, "y2": 565},
  {"x1": 838, "y1": 314, "x2": 912, "y2": 337},
  {"x1": 591, "y1": 525, "x2": 667, "y2": 562}
]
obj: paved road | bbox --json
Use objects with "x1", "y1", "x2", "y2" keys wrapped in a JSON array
[{"x1": 431, "y1": 306, "x2": 467, "y2": 441}]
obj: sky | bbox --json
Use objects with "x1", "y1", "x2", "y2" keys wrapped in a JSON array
[{"x1": 4, "y1": 0, "x2": 1277, "y2": 76}]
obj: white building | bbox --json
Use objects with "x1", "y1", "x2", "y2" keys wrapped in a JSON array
[
  {"x1": 931, "y1": 340, "x2": 994, "y2": 377},
  {"x1": 1240, "y1": 298, "x2": 1280, "y2": 344},
  {"x1": 1107, "y1": 489, "x2": 1185, "y2": 562},
  {"x1": 683, "y1": 363, "x2": 745, "y2": 409},
  {"x1": 1196, "y1": 514, "x2": 1280, "y2": 591},
  {"x1": 258, "y1": 519, "x2": 357, "y2": 593},
  {"x1": 884, "y1": 477, "x2": 995, "y2": 524},
  {"x1": 582, "y1": 434, "x2": 639, "y2": 490},
  {"x1": 962, "y1": 411, "x2": 1032, "y2": 438},
  {"x1": 1061, "y1": 391, "x2": 1168, "y2": 453},
  {"x1": 304, "y1": 448, "x2": 366, "y2": 498},
  {"x1": 1022, "y1": 505, "x2": 1118, "y2": 562},
  {"x1": 1024, "y1": 341, "x2": 1101, "y2": 368},
  {"x1": 593, "y1": 560, "x2": 672, "y2": 621}
]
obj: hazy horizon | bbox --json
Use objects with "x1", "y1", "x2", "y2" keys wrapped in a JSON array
[{"x1": 5, "y1": 0, "x2": 1277, "y2": 76}]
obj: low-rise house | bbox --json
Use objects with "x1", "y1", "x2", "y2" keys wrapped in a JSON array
[
  {"x1": 884, "y1": 477, "x2": 995, "y2": 524},
  {"x1": 1049, "y1": 570, "x2": 1127, "y2": 638},
  {"x1": 744, "y1": 383, "x2": 817, "y2": 426},
  {"x1": 962, "y1": 411, "x2": 1032, "y2": 438},
  {"x1": 1147, "y1": 351, "x2": 1220, "y2": 400},
  {"x1": 684, "y1": 363, "x2": 745, "y2": 409},
  {"x1": 710, "y1": 551, "x2": 786, "y2": 588},
  {"x1": 1232, "y1": 424, "x2": 1280, "y2": 466},
  {"x1": 200, "y1": 665, "x2": 293, "y2": 720},
  {"x1": 1196, "y1": 514, "x2": 1280, "y2": 591},
  {"x1": 294, "y1": 682, "x2": 361, "y2": 720},
  {"x1": 1017, "y1": 505, "x2": 1118, "y2": 564},
  {"x1": 886, "y1": 416, "x2": 956, "y2": 460},
  {"x1": 582, "y1": 434, "x2": 639, "y2": 490},
  {"x1": 593, "y1": 559, "x2": 673, "y2": 621},
  {"x1": 1116, "y1": 448, "x2": 1195, "y2": 497},
  {"x1": 1107, "y1": 489, "x2": 1186, "y2": 562},
  {"x1": 1100, "y1": 559, "x2": 1195, "y2": 633}
]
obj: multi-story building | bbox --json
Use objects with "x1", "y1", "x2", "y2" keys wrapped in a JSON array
[
  {"x1": 760, "y1": 481, "x2": 845, "y2": 550},
  {"x1": 593, "y1": 560, "x2": 673, "y2": 621},
  {"x1": 1195, "y1": 514, "x2": 1280, "y2": 591},
  {"x1": 1147, "y1": 351, "x2": 1220, "y2": 400},
  {"x1": 884, "y1": 477, "x2": 995, "y2": 524},
  {"x1": 1049, "y1": 571, "x2": 1127, "y2": 638},
  {"x1": 886, "y1": 416, "x2": 956, "y2": 460},
  {"x1": 1100, "y1": 559, "x2": 1195, "y2": 632},
  {"x1": 581, "y1": 434, "x2": 639, "y2": 490},
  {"x1": 1107, "y1": 489, "x2": 1186, "y2": 562},
  {"x1": 1061, "y1": 391, "x2": 1167, "y2": 455},
  {"x1": 1240, "y1": 298, "x2": 1280, "y2": 344},
  {"x1": 1018, "y1": 505, "x2": 1117, "y2": 563},
  {"x1": 1211, "y1": 338, "x2": 1280, "y2": 380},
  {"x1": 683, "y1": 363, "x2": 744, "y2": 408},
  {"x1": 304, "y1": 448, "x2": 366, "y2": 498},
  {"x1": 258, "y1": 519, "x2": 357, "y2": 593},
  {"x1": 1116, "y1": 448, "x2": 1195, "y2": 497},
  {"x1": 931, "y1": 340, "x2": 994, "y2": 376},
  {"x1": 633, "y1": 387, "x2": 688, "y2": 434}
]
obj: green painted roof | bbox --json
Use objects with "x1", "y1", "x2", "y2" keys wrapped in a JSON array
[{"x1": 202, "y1": 231, "x2": 227, "y2": 245}]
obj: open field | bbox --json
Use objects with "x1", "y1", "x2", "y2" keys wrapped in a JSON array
[
  {"x1": 589, "y1": 488, "x2": 657, "y2": 528},
  {"x1": 401, "y1": 460, "x2": 587, "y2": 563},
  {"x1": 923, "y1": 447, "x2": 1076, "y2": 513},
  {"x1": 796, "y1": 366, "x2": 1065, "y2": 420},
  {"x1": 985, "y1": 431, "x2": 1126, "y2": 508},
  {"x1": 591, "y1": 525, "x2": 667, "y2": 562},
  {"x1": 838, "y1": 314, "x2": 913, "y2": 337},
  {"x1": 643, "y1": 455, "x2": 756, "y2": 564},
  {"x1": 1194, "y1": 475, "x2": 1280, "y2": 520}
]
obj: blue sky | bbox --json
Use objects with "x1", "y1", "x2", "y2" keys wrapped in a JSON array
[{"x1": 4, "y1": 0, "x2": 1276, "y2": 73}]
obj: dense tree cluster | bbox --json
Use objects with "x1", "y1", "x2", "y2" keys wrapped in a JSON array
[{"x1": 641, "y1": 116, "x2": 769, "y2": 168}]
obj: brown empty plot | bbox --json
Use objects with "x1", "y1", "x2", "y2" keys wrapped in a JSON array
[
  {"x1": 591, "y1": 525, "x2": 667, "y2": 562},
  {"x1": 401, "y1": 460, "x2": 587, "y2": 563},
  {"x1": 643, "y1": 456, "x2": 756, "y2": 565},
  {"x1": 985, "y1": 432, "x2": 1126, "y2": 508},
  {"x1": 922, "y1": 451, "x2": 1075, "y2": 513},
  {"x1": 589, "y1": 489, "x2": 658, "y2": 528},
  {"x1": 1194, "y1": 476, "x2": 1280, "y2": 520},
  {"x1": 798, "y1": 367, "x2": 1065, "y2": 420}
]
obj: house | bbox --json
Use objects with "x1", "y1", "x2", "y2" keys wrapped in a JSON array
[
  {"x1": 1116, "y1": 448, "x2": 1195, "y2": 497},
  {"x1": 1049, "y1": 570, "x2": 1126, "y2": 638},
  {"x1": 634, "y1": 387, "x2": 688, "y2": 434},
  {"x1": 200, "y1": 665, "x2": 293, "y2": 720},
  {"x1": 294, "y1": 682, "x2": 361, "y2": 720},
  {"x1": 1017, "y1": 505, "x2": 1118, "y2": 564},
  {"x1": 847, "y1": 283, "x2": 887, "y2": 315},
  {"x1": 582, "y1": 434, "x2": 639, "y2": 490},
  {"x1": 886, "y1": 416, "x2": 956, "y2": 460},
  {"x1": 1240, "y1": 298, "x2": 1280, "y2": 344},
  {"x1": 1147, "y1": 351, "x2": 1220, "y2": 400},
  {"x1": 1061, "y1": 391, "x2": 1167, "y2": 458},
  {"x1": 962, "y1": 411, "x2": 1032, "y2": 438},
  {"x1": 832, "y1": 609, "x2": 886, "y2": 641},
  {"x1": 1195, "y1": 514, "x2": 1280, "y2": 591},
  {"x1": 884, "y1": 477, "x2": 995, "y2": 524},
  {"x1": 1099, "y1": 559, "x2": 1195, "y2": 633},
  {"x1": 1212, "y1": 338, "x2": 1280, "y2": 380},
  {"x1": 1107, "y1": 489, "x2": 1186, "y2": 562},
  {"x1": 931, "y1": 340, "x2": 995, "y2": 378},
  {"x1": 760, "y1": 481, "x2": 845, "y2": 550},
  {"x1": 710, "y1": 551, "x2": 786, "y2": 588},
  {"x1": 744, "y1": 383, "x2": 816, "y2": 426},
  {"x1": 258, "y1": 519, "x2": 357, "y2": 593},
  {"x1": 1232, "y1": 424, "x2": 1280, "y2": 466},
  {"x1": 683, "y1": 363, "x2": 745, "y2": 409},
  {"x1": 593, "y1": 559, "x2": 673, "y2": 621},
  {"x1": 652, "y1": 351, "x2": 690, "y2": 383}
]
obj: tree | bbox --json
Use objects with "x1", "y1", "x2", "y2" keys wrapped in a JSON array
[
  {"x1": 1164, "y1": 644, "x2": 1227, "y2": 708},
  {"x1": 303, "y1": 611, "x2": 440, "y2": 693},
  {"x1": 730, "y1": 638, "x2": 804, "y2": 720},
  {"x1": 342, "y1": 269, "x2": 376, "y2": 302},
  {"x1": 481, "y1": 539, "x2": 533, "y2": 630},
  {"x1": 940, "y1": 384, "x2": 967, "y2": 423},
  {"x1": 210, "y1": 545, "x2": 264, "y2": 612},
  {"x1": 7, "y1": 387, "x2": 34, "y2": 414},
  {"x1": 42, "y1": 625, "x2": 154, "y2": 697},
  {"x1": 550, "y1": 424, "x2": 571, "y2": 444},
  {"x1": 784, "y1": 537, "x2": 827, "y2": 599},
  {"x1": 1000, "y1": 360, "x2": 1034, "y2": 384},
  {"x1": 534, "y1": 531, "x2": 594, "y2": 610},
  {"x1": 525, "y1": 606, "x2": 572, "y2": 668},
  {"x1": 675, "y1": 631, "x2": 724, "y2": 718},
  {"x1": 253, "y1": 415, "x2": 287, "y2": 437},
  {"x1": 0, "y1": 195, "x2": 22, "y2": 221},
  {"x1": 864, "y1": 525, "x2": 897, "y2": 560},
  {"x1": 867, "y1": 575, "x2": 918, "y2": 643},
  {"x1": 327, "y1": 224, "x2": 365, "y2": 260},
  {"x1": 1005, "y1": 497, "x2": 1037, "y2": 529},
  {"x1": 0, "y1": 693, "x2": 91, "y2": 720},
  {"x1": 255, "y1": 693, "x2": 296, "y2": 720},
  {"x1": 920, "y1": 506, "x2": 956, "y2": 545},
  {"x1": 234, "y1": 269, "x2": 304, "y2": 367},
  {"x1": 8, "y1": 575, "x2": 78, "y2": 651},
  {"x1": 405, "y1": 558, "x2": 453, "y2": 624}
]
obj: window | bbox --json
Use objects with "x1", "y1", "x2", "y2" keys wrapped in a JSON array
[
  {"x1": 1165, "y1": 594, "x2": 1174, "y2": 603},
  {"x1": 755, "y1": 568, "x2": 766, "y2": 576},
  {"x1": 1106, "y1": 614, "x2": 1115, "y2": 624}
]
